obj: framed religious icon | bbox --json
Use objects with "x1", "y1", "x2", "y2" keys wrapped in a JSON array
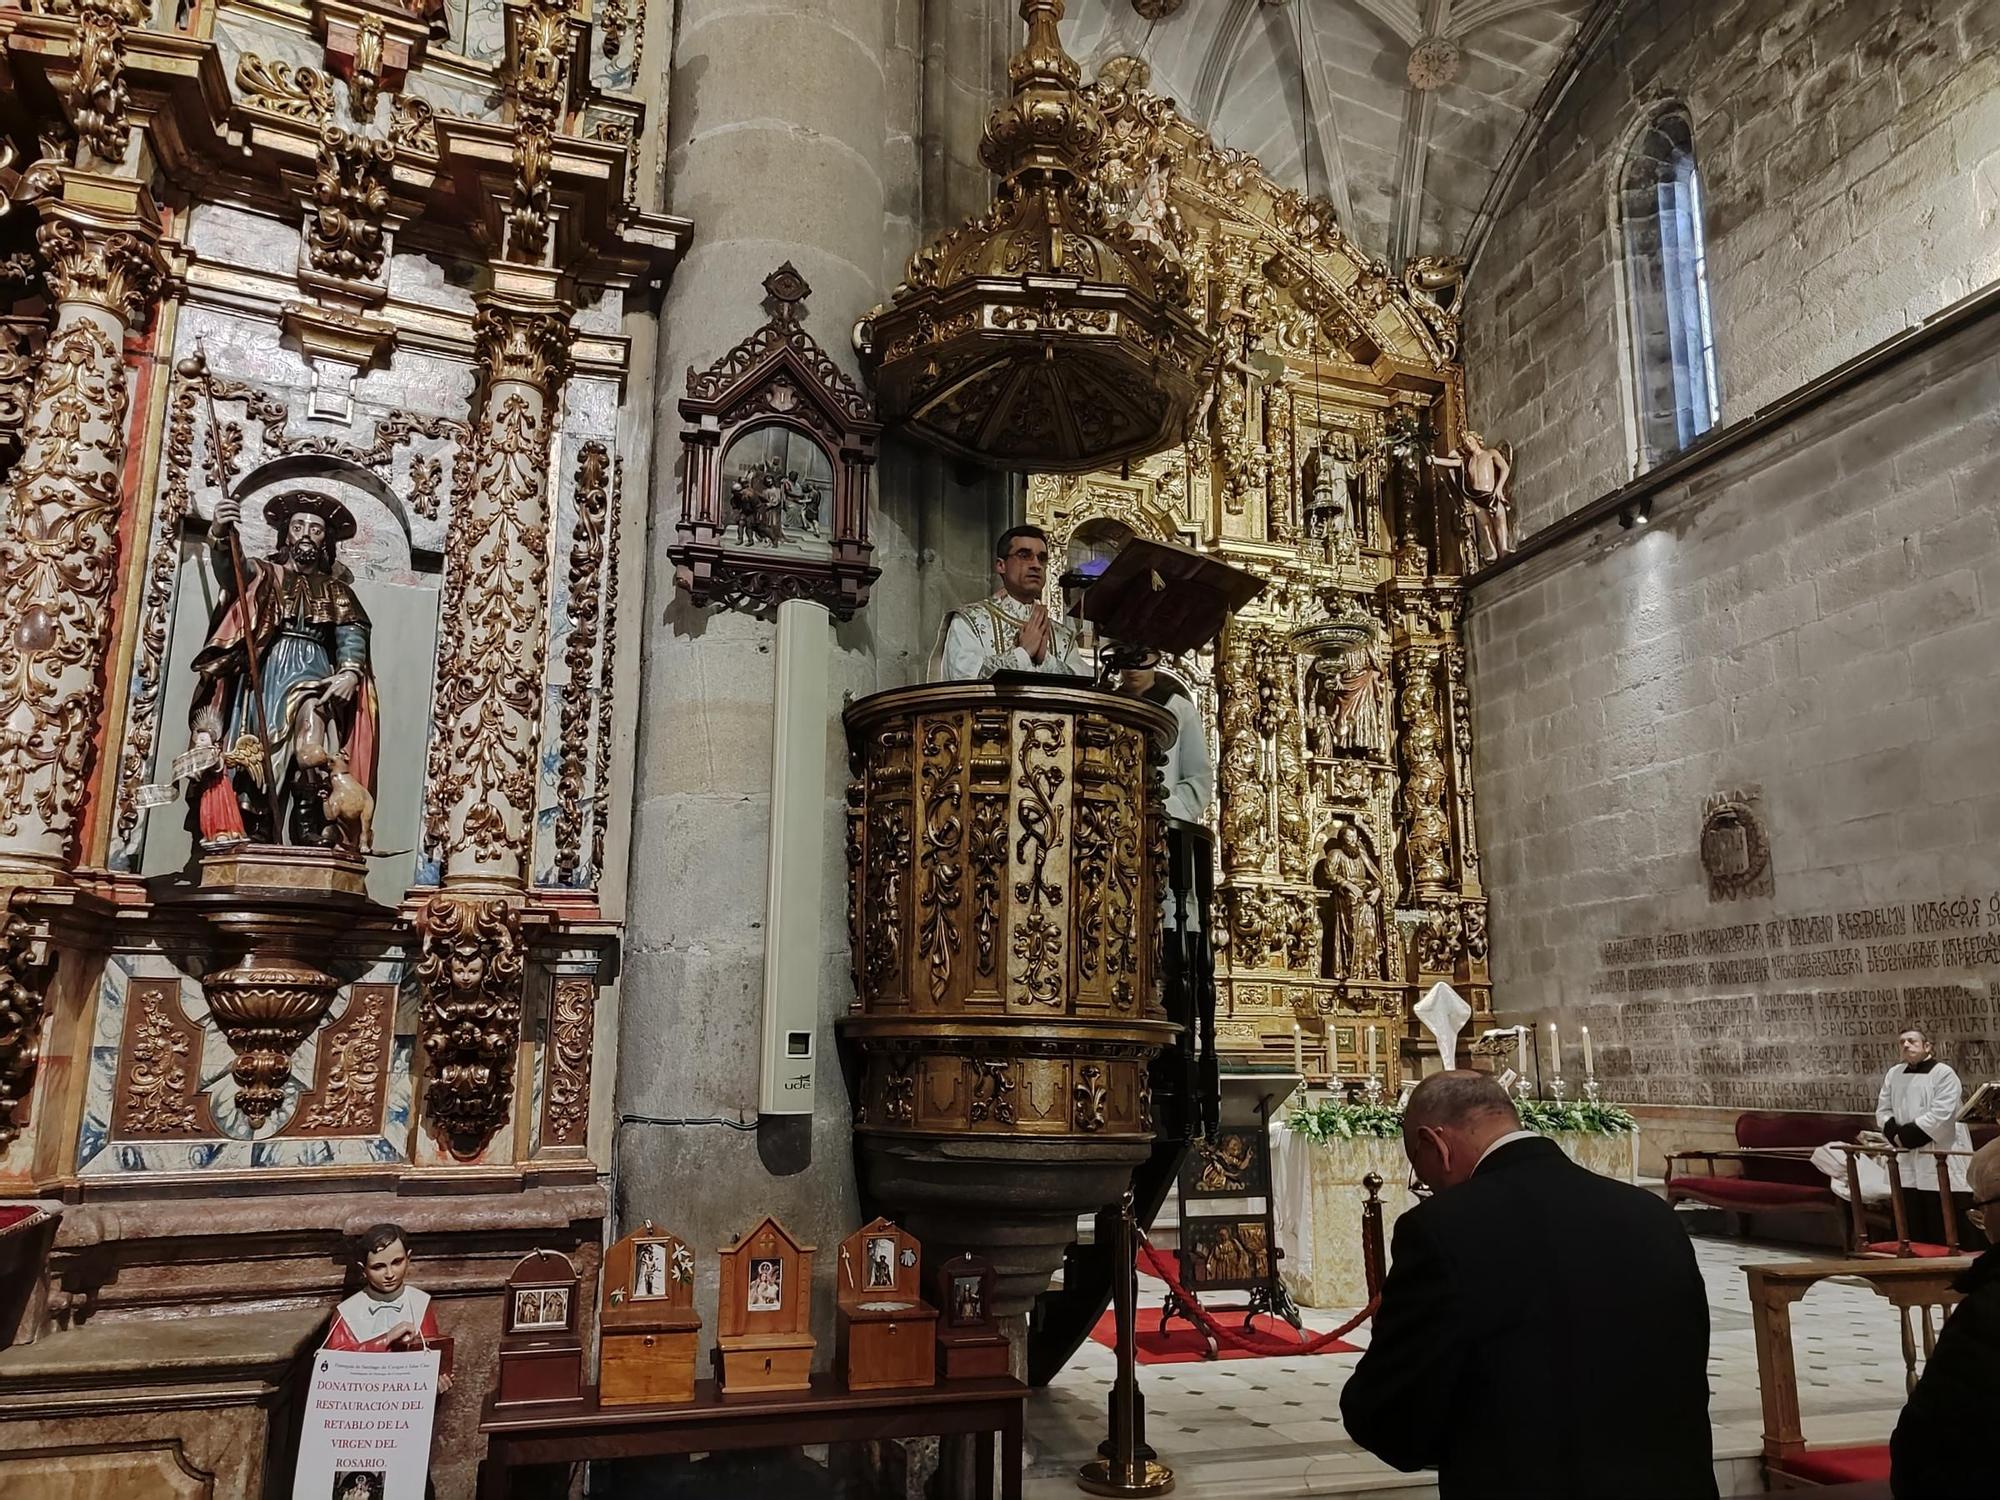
[
  {"x1": 495, "y1": 1249, "x2": 584, "y2": 1408},
  {"x1": 668, "y1": 262, "x2": 882, "y2": 619},
  {"x1": 834, "y1": 1218, "x2": 935, "y2": 1391},
  {"x1": 714, "y1": 1216, "x2": 816, "y2": 1393},
  {"x1": 600, "y1": 1221, "x2": 701, "y2": 1406},
  {"x1": 1182, "y1": 1218, "x2": 1273, "y2": 1294},
  {"x1": 1184, "y1": 1126, "x2": 1269, "y2": 1200},
  {"x1": 932, "y1": 1253, "x2": 1008, "y2": 1380}
]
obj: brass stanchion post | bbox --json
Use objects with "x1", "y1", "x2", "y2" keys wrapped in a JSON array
[{"x1": 1078, "y1": 1191, "x2": 1174, "y2": 1496}]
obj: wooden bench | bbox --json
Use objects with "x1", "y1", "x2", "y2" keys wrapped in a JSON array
[{"x1": 1746, "y1": 1255, "x2": 1969, "y2": 1491}]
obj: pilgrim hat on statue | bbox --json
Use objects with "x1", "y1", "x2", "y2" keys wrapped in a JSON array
[{"x1": 263, "y1": 489, "x2": 359, "y2": 544}]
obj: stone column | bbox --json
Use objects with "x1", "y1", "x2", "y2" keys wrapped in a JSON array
[
  {"x1": 622, "y1": 0, "x2": 892, "y2": 1363},
  {"x1": 0, "y1": 171, "x2": 161, "y2": 881},
  {"x1": 418, "y1": 263, "x2": 572, "y2": 1159}
]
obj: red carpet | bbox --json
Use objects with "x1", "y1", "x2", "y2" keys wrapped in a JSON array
[{"x1": 1087, "y1": 1306, "x2": 1358, "y2": 1364}]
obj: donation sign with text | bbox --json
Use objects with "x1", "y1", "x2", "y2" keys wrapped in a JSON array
[{"x1": 294, "y1": 1349, "x2": 439, "y2": 1500}]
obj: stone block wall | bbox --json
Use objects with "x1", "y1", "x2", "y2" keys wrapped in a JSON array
[
  {"x1": 1465, "y1": 0, "x2": 2000, "y2": 536},
  {"x1": 1467, "y1": 303, "x2": 2000, "y2": 1113}
]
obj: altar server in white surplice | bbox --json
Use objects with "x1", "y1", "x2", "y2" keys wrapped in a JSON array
[
  {"x1": 933, "y1": 525, "x2": 1087, "y2": 681},
  {"x1": 1878, "y1": 1026, "x2": 1974, "y2": 1198}
]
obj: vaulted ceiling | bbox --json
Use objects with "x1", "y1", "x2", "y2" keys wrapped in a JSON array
[{"x1": 1063, "y1": 0, "x2": 1608, "y2": 272}]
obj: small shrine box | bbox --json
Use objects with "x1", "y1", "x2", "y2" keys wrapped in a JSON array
[
  {"x1": 834, "y1": 1218, "x2": 936, "y2": 1392},
  {"x1": 934, "y1": 1253, "x2": 1009, "y2": 1381},
  {"x1": 496, "y1": 1249, "x2": 585, "y2": 1408},
  {"x1": 714, "y1": 1216, "x2": 816, "y2": 1393},
  {"x1": 599, "y1": 1221, "x2": 701, "y2": 1406}
]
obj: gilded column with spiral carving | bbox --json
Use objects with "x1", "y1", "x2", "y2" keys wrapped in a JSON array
[
  {"x1": 417, "y1": 266, "x2": 572, "y2": 1156},
  {"x1": 1398, "y1": 644, "x2": 1452, "y2": 898},
  {"x1": 0, "y1": 172, "x2": 162, "y2": 879},
  {"x1": 427, "y1": 269, "x2": 573, "y2": 891}
]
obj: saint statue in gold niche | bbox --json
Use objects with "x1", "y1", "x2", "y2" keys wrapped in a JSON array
[
  {"x1": 186, "y1": 490, "x2": 378, "y2": 852},
  {"x1": 1309, "y1": 641, "x2": 1391, "y2": 758},
  {"x1": 1314, "y1": 824, "x2": 1383, "y2": 982}
]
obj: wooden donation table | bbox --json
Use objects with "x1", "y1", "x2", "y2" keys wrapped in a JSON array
[
  {"x1": 477, "y1": 1376, "x2": 1026, "y2": 1499},
  {"x1": 1272, "y1": 1124, "x2": 1641, "y2": 1307}
]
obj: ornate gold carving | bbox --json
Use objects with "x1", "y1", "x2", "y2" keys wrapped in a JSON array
[
  {"x1": 201, "y1": 955, "x2": 342, "y2": 1127},
  {"x1": 0, "y1": 903, "x2": 54, "y2": 1148},
  {"x1": 1010, "y1": 718, "x2": 1066, "y2": 1009},
  {"x1": 415, "y1": 892, "x2": 524, "y2": 1156},
  {"x1": 291, "y1": 985, "x2": 389, "y2": 1133},
  {"x1": 348, "y1": 16, "x2": 387, "y2": 120},
  {"x1": 306, "y1": 125, "x2": 394, "y2": 282},
  {"x1": 969, "y1": 1057, "x2": 1016, "y2": 1124},
  {"x1": 0, "y1": 268, "x2": 153, "y2": 863},
  {"x1": 554, "y1": 440, "x2": 608, "y2": 884},
  {"x1": 915, "y1": 718, "x2": 964, "y2": 1003},
  {"x1": 541, "y1": 976, "x2": 593, "y2": 1147},
  {"x1": 118, "y1": 982, "x2": 205, "y2": 1137},
  {"x1": 591, "y1": 456, "x2": 621, "y2": 879},
  {"x1": 1399, "y1": 645, "x2": 1451, "y2": 895},
  {"x1": 1073, "y1": 1063, "x2": 1107, "y2": 1132},
  {"x1": 472, "y1": 297, "x2": 572, "y2": 393},
  {"x1": 388, "y1": 95, "x2": 439, "y2": 156},
  {"x1": 882, "y1": 1050, "x2": 915, "y2": 1125},
  {"x1": 235, "y1": 55, "x2": 336, "y2": 121},
  {"x1": 864, "y1": 799, "x2": 910, "y2": 998},
  {"x1": 426, "y1": 293, "x2": 572, "y2": 879},
  {"x1": 69, "y1": 0, "x2": 149, "y2": 166},
  {"x1": 857, "y1": 0, "x2": 1210, "y2": 471},
  {"x1": 505, "y1": 0, "x2": 578, "y2": 262},
  {"x1": 37, "y1": 218, "x2": 161, "y2": 323}
]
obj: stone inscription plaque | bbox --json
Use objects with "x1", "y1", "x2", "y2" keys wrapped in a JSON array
[{"x1": 1574, "y1": 894, "x2": 2000, "y2": 1112}]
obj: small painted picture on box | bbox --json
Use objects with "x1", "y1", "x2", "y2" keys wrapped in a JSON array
[
  {"x1": 747, "y1": 1256, "x2": 783, "y2": 1312},
  {"x1": 633, "y1": 1240, "x2": 670, "y2": 1300},
  {"x1": 512, "y1": 1286, "x2": 570, "y2": 1331},
  {"x1": 950, "y1": 1274, "x2": 984, "y2": 1325},
  {"x1": 865, "y1": 1235, "x2": 896, "y2": 1290}
]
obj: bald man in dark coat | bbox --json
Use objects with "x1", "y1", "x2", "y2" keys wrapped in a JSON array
[{"x1": 1341, "y1": 1072, "x2": 1717, "y2": 1499}]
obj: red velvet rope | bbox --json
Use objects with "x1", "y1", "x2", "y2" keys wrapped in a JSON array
[{"x1": 1133, "y1": 1225, "x2": 1379, "y2": 1355}]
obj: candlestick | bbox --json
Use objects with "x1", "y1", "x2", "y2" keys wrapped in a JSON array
[
  {"x1": 1582, "y1": 1025, "x2": 1594, "y2": 1079},
  {"x1": 1548, "y1": 1022, "x2": 1561, "y2": 1078},
  {"x1": 1516, "y1": 1026, "x2": 1527, "y2": 1076},
  {"x1": 1367, "y1": 1025, "x2": 1378, "y2": 1075},
  {"x1": 1293, "y1": 1021, "x2": 1304, "y2": 1077},
  {"x1": 1583, "y1": 1077, "x2": 1601, "y2": 1104}
]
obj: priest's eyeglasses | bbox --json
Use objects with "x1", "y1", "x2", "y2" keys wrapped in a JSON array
[{"x1": 1968, "y1": 1196, "x2": 2000, "y2": 1234}]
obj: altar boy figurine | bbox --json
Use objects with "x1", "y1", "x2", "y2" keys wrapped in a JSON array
[{"x1": 326, "y1": 1223, "x2": 453, "y2": 1392}]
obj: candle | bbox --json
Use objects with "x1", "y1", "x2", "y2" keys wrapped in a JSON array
[
  {"x1": 1548, "y1": 1022, "x2": 1561, "y2": 1077},
  {"x1": 1293, "y1": 1021, "x2": 1304, "y2": 1076},
  {"x1": 1516, "y1": 1027, "x2": 1528, "y2": 1075},
  {"x1": 1367, "y1": 1025, "x2": 1379, "y2": 1075},
  {"x1": 1583, "y1": 1025, "x2": 1594, "y2": 1078}
]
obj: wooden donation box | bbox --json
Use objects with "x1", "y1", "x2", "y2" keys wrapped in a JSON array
[
  {"x1": 934, "y1": 1253, "x2": 1008, "y2": 1380},
  {"x1": 715, "y1": 1216, "x2": 816, "y2": 1393},
  {"x1": 834, "y1": 1218, "x2": 936, "y2": 1391},
  {"x1": 600, "y1": 1222, "x2": 701, "y2": 1406},
  {"x1": 497, "y1": 1249, "x2": 585, "y2": 1408}
]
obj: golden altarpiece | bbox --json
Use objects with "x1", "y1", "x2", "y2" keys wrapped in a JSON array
[
  {"x1": 1027, "y1": 71, "x2": 1491, "y2": 1089},
  {"x1": 0, "y1": 0, "x2": 676, "y2": 1487}
]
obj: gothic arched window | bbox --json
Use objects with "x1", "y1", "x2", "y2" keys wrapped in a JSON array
[{"x1": 1620, "y1": 106, "x2": 1719, "y2": 467}]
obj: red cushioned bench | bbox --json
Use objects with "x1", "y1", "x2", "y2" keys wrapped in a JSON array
[{"x1": 1664, "y1": 1110, "x2": 1870, "y2": 1228}]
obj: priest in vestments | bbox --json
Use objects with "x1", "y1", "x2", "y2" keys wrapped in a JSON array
[{"x1": 933, "y1": 525, "x2": 1086, "y2": 680}]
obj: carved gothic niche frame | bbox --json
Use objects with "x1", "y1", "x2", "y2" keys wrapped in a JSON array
[{"x1": 670, "y1": 264, "x2": 881, "y2": 620}]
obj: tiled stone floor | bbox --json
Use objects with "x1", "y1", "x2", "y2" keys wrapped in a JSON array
[{"x1": 1024, "y1": 1235, "x2": 1911, "y2": 1498}]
